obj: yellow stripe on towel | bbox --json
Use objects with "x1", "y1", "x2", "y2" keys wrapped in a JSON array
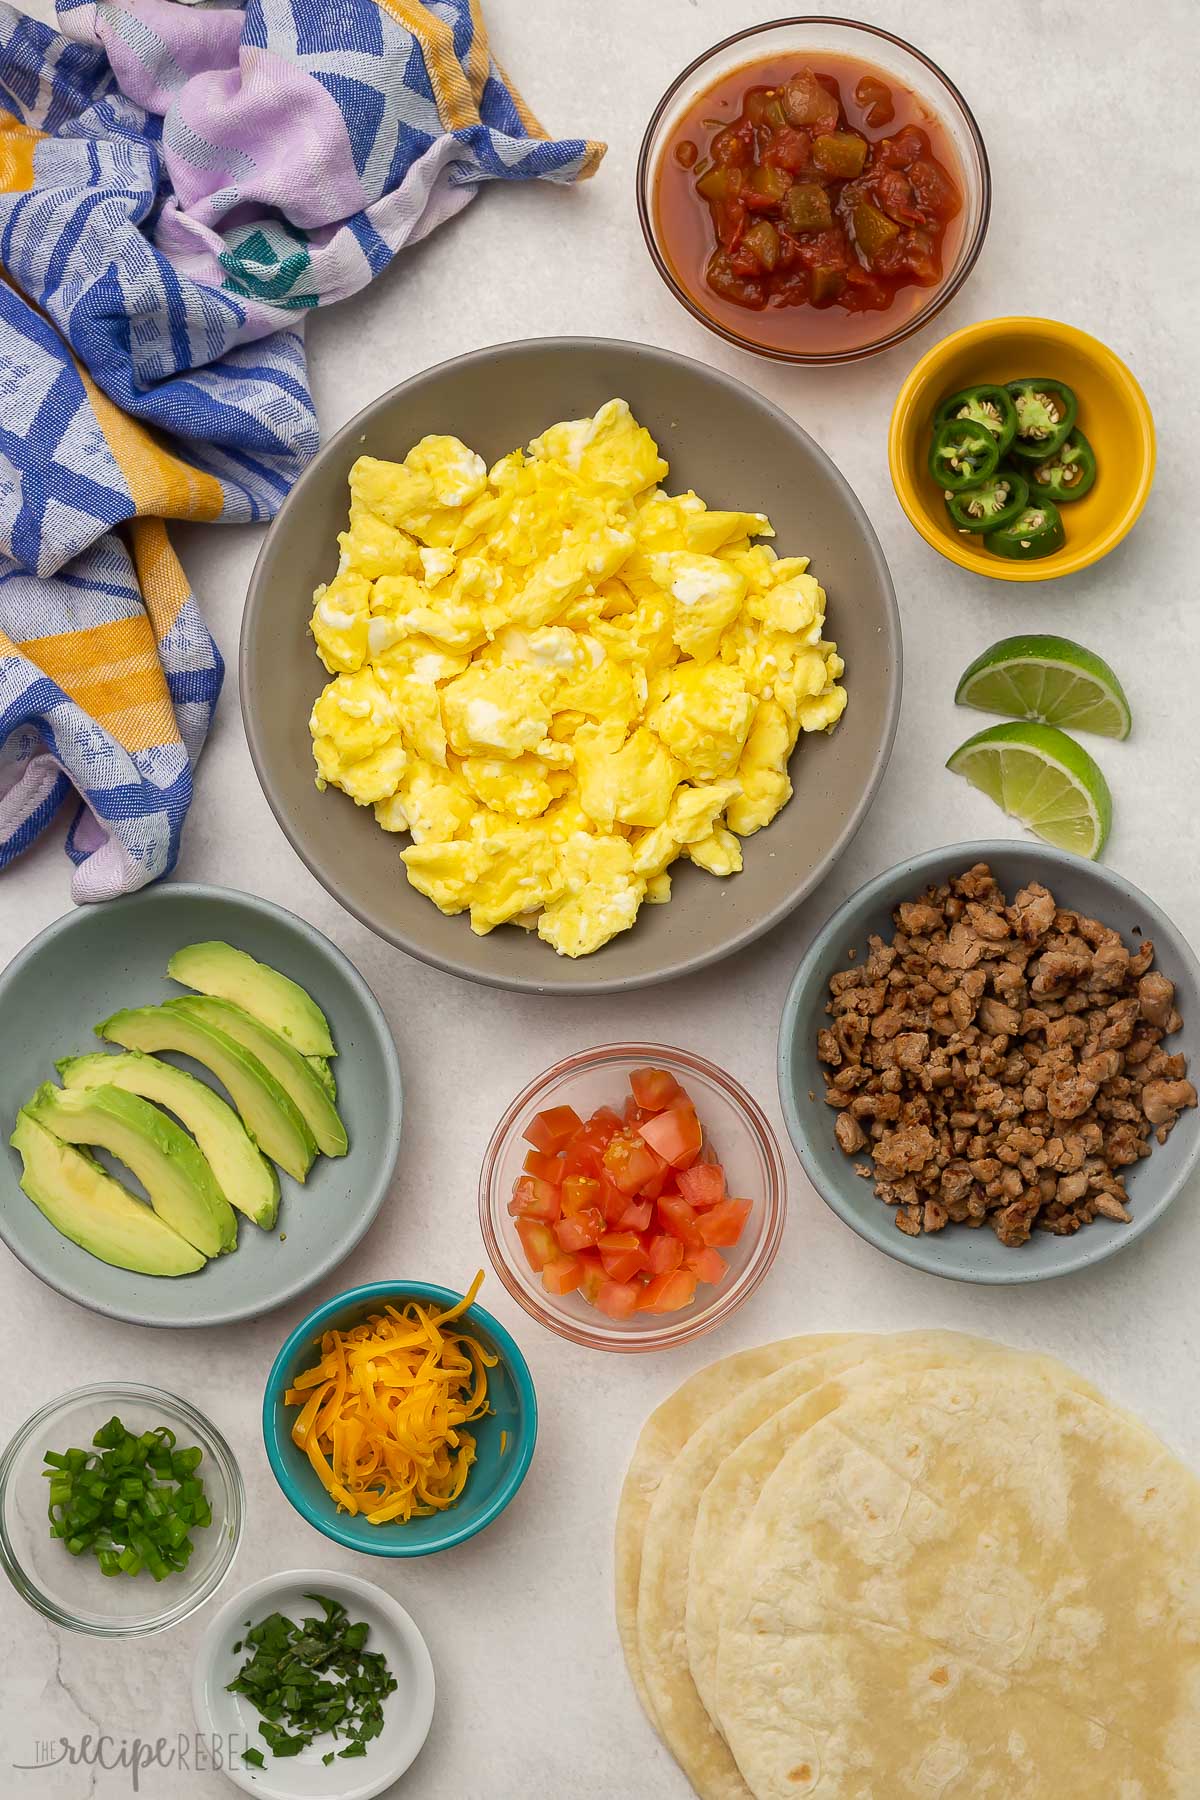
[
  {"x1": 380, "y1": 0, "x2": 480, "y2": 131},
  {"x1": 0, "y1": 109, "x2": 41, "y2": 194},
  {"x1": 17, "y1": 615, "x2": 179, "y2": 753},
  {"x1": 127, "y1": 517, "x2": 196, "y2": 645},
  {"x1": 76, "y1": 364, "x2": 225, "y2": 525}
]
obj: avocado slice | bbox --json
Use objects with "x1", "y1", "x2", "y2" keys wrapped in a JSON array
[
  {"x1": 10, "y1": 1113, "x2": 207, "y2": 1277},
  {"x1": 309, "y1": 1056, "x2": 338, "y2": 1102},
  {"x1": 99, "y1": 1005, "x2": 316, "y2": 1184},
  {"x1": 167, "y1": 942, "x2": 335, "y2": 1058},
  {"x1": 24, "y1": 1083, "x2": 236, "y2": 1258},
  {"x1": 168, "y1": 997, "x2": 348, "y2": 1158},
  {"x1": 57, "y1": 1051, "x2": 280, "y2": 1230}
]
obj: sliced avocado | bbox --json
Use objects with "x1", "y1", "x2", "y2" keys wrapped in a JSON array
[
  {"x1": 99, "y1": 1005, "x2": 316, "y2": 1184},
  {"x1": 309, "y1": 1056, "x2": 338, "y2": 1102},
  {"x1": 168, "y1": 997, "x2": 348, "y2": 1158},
  {"x1": 11, "y1": 1113, "x2": 207, "y2": 1277},
  {"x1": 167, "y1": 942, "x2": 335, "y2": 1057},
  {"x1": 57, "y1": 1051, "x2": 280, "y2": 1230},
  {"x1": 24, "y1": 1084, "x2": 236, "y2": 1259}
]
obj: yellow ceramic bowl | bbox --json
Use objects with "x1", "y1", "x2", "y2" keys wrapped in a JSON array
[{"x1": 889, "y1": 316, "x2": 1155, "y2": 583}]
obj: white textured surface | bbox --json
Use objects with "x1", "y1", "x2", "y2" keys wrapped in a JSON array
[{"x1": 2, "y1": 2, "x2": 1197, "y2": 1796}]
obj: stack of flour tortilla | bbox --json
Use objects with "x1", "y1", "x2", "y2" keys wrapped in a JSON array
[{"x1": 615, "y1": 1331, "x2": 1200, "y2": 1798}]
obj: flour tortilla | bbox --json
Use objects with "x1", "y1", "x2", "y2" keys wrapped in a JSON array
[
  {"x1": 686, "y1": 1343, "x2": 1103, "y2": 1728},
  {"x1": 715, "y1": 1366, "x2": 1200, "y2": 1799},
  {"x1": 635, "y1": 1333, "x2": 1085, "y2": 1799},
  {"x1": 614, "y1": 1333, "x2": 853, "y2": 1725}
]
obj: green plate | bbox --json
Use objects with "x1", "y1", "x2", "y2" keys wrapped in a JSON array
[{"x1": 0, "y1": 885, "x2": 401, "y2": 1328}]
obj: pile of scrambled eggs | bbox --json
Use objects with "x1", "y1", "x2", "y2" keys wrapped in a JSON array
[{"x1": 308, "y1": 400, "x2": 847, "y2": 958}]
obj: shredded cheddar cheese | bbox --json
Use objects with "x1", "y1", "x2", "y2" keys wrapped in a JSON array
[{"x1": 284, "y1": 1272, "x2": 496, "y2": 1525}]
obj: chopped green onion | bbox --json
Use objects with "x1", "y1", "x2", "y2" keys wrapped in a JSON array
[{"x1": 40, "y1": 1414, "x2": 211, "y2": 1582}]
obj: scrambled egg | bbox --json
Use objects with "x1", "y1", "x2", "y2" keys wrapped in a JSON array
[{"x1": 308, "y1": 401, "x2": 847, "y2": 958}]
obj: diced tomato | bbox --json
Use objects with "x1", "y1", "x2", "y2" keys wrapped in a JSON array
[
  {"x1": 516, "y1": 1218, "x2": 557, "y2": 1272},
  {"x1": 561, "y1": 1174, "x2": 601, "y2": 1217},
  {"x1": 698, "y1": 1197, "x2": 754, "y2": 1247},
  {"x1": 534, "y1": 1084, "x2": 746, "y2": 1318},
  {"x1": 599, "y1": 1175, "x2": 632, "y2": 1226},
  {"x1": 647, "y1": 1233, "x2": 684, "y2": 1275},
  {"x1": 596, "y1": 1278, "x2": 641, "y2": 1320},
  {"x1": 683, "y1": 1246, "x2": 728, "y2": 1285},
  {"x1": 868, "y1": 166, "x2": 921, "y2": 225},
  {"x1": 507, "y1": 1175, "x2": 561, "y2": 1224},
  {"x1": 711, "y1": 124, "x2": 752, "y2": 168},
  {"x1": 561, "y1": 1138, "x2": 603, "y2": 1180},
  {"x1": 638, "y1": 1104, "x2": 703, "y2": 1170},
  {"x1": 616, "y1": 1197, "x2": 653, "y2": 1233},
  {"x1": 523, "y1": 1148, "x2": 564, "y2": 1184},
  {"x1": 553, "y1": 1207, "x2": 604, "y2": 1253},
  {"x1": 637, "y1": 1271, "x2": 699, "y2": 1314},
  {"x1": 657, "y1": 1193, "x2": 704, "y2": 1248},
  {"x1": 875, "y1": 124, "x2": 929, "y2": 168},
  {"x1": 906, "y1": 158, "x2": 961, "y2": 221},
  {"x1": 763, "y1": 125, "x2": 811, "y2": 172},
  {"x1": 576, "y1": 1249, "x2": 605, "y2": 1305},
  {"x1": 599, "y1": 1232, "x2": 651, "y2": 1282},
  {"x1": 523, "y1": 1104, "x2": 583, "y2": 1153},
  {"x1": 678, "y1": 1163, "x2": 726, "y2": 1209},
  {"x1": 629, "y1": 1067, "x2": 684, "y2": 1112},
  {"x1": 603, "y1": 1132, "x2": 667, "y2": 1196},
  {"x1": 541, "y1": 1255, "x2": 583, "y2": 1296}
]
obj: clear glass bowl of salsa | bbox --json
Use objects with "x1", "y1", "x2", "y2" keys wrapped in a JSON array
[{"x1": 637, "y1": 18, "x2": 990, "y2": 364}]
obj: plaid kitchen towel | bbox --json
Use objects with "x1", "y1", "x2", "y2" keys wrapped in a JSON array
[{"x1": 0, "y1": 0, "x2": 603, "y2": 902}]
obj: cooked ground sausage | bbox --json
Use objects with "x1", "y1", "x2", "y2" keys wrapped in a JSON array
[{"x1": 818, "y1": 865, "x2": 1196, "y2": 1246}]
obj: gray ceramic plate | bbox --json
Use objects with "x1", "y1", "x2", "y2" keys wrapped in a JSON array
[
  {"x1": 0, "y1": 885, "x2": 402, "y2": 1327},
  {"x1": 779, "y1": 841, "x2": 1200, "y2": 1283},
  {"x1": 241, "y1": 337, "x2": 900, "y2": 994}
]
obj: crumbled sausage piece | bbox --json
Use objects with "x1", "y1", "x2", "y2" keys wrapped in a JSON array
[
  {"x1": 818, "y1": 864, "x2": 1191, "y2": 1246},
  {"x1": 897, "y1": 901, "x2": 942, "y2": 935},
  {"x1": 1138, "y1": 972, "x2": 1176, "y2": 1029},
  {"x1": 978, "y1": 997, "x2": 1021, "y2": 1036},
  {"x1": 1008, "y1": 883, "x2": 1057, "y2": 944},
  {"x1": 873, "y1": 1124, "x2": 938, "y2": 1179},
  {"x1": 834, "y1": 1112, "x2": 866, "y2": 1155},
  {"x1": 1141, "y1": 1079, "x2": 1198, "y2": 1128}
]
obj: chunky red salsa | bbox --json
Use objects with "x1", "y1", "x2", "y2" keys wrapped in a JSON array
[{"x1": 655, "y1": 55, "x2": 964, "y2": 355}]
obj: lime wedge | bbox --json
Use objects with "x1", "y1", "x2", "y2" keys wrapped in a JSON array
[
  {"x1": 946, "y1": 721, "x2": 1112, "y2": 858},
  {"x1": 955, "y1": 634, "x2": 1131, "y2": 739}
]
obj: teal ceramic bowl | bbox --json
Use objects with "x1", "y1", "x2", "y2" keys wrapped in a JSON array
[
  {"x1": 0, "y1": 884, "x2": 402, "y2": 1329},
  {"x1": 262, "y1": 1282, "x2": 537, "y2": 1556},
  {"x1": 779, "y1": 841, "x2": 1200, "y2": 1283}
]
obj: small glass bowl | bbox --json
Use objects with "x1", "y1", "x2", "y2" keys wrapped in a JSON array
[
  {"x1": 0, "y1": 1384, "x2": 244, "y2": 1636},
  {"x1": 637, "y1": 16, "x2": 990, "y2": 365},
  {"x1": 479, "y1": 1044, "x2": 786, "y2": 1353}
]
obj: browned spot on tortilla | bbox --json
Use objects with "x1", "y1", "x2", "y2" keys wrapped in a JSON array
[
  {"x1": 1144, "y1": 1486, "x2": 1158, "y2": 1502},
  {"x1": 788, "y1": 1765, "x2": 812, "y2": 1783},
  {"x1": 929, "y1": 1665, "x2": 950, "y2": 1686}
]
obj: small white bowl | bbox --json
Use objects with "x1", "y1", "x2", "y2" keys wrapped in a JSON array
[{"x1": 192, "y1": 1569, "x2": 435, "y2": 1800}]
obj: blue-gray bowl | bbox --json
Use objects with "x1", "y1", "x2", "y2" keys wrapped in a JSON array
[
  {"x1": 0, "y1": 884, "x2": 402, "y2": 1327},
  {"x1": 779, "y1": 841, "x2": 1200, "y2": 1283}
]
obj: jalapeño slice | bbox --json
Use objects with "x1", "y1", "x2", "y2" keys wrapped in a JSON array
[
  {"x1": 934, "y1": 384, "x2": 1018, "y2": 456},
  {"x1": 928, "y1": 418, "x2": 1000, "y2": 493},
  {"x1": 1006, "y1": 379, "x2": 1078, "y2": 460},
  {"x1": 1028, "y1": 428, "x2": 1097, "y2": 503},
  {"x1": 946, "y1": 470, "x2": 1029, "y2": 534},
  {"x1": 984, "y1": 499, "x2": 1066, "y2": 561}
]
